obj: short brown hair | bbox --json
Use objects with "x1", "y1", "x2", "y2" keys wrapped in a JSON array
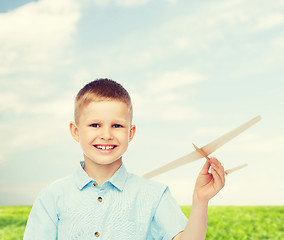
[{"x1": 74, "y1": 78, "x2": 133, "y2": 123}]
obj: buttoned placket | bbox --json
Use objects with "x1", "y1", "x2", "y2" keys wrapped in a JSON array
[
  {"x1": 96, "y1": 182, "x2": 104, "y2": 204},
  {"x1": 93, "y1": 181, "x2": 103, "y2": 238}
]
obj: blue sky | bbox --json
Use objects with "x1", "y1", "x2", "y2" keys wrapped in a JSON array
[{"x1": 0, "y1": 0, "x2": 283, "y2": 205}]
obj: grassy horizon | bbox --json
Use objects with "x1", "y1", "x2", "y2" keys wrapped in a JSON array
[{"x1": 1, "y1": 206, "x2": 283, "y2": 239}]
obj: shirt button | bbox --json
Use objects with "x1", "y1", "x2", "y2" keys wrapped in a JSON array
[
  {"x1": 98, "y1": 197, "x2": 102, "y2": 202},
  {"x1": 93, "y1": 182, "x2": 98, "y2": 187},
  {"x1": 95, "y1": 232, "x2": 100, "y2": 237}
]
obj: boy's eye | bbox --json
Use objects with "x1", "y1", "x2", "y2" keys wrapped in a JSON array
[
  {"x1": 113, "y1": 124, "x2": 123, "y2": 128},
  {"x1": 90, "y1": 123, "x2": 99, "y2": 128}
]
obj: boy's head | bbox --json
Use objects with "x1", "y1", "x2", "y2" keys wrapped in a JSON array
[
  {"x1": 75, "y1": 78, "x2": 133, "y2": 124},
  {"x1": 70, "y1": 78, "x2": 136, "y2": 169}
]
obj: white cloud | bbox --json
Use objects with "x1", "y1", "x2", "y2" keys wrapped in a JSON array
[
  {"x1": 160, "y1": 106, "x2": 200, "y2": 120},
  {"x1": 222, "y1": 135, "x2": 284, "y2": 153},
  {"x1": 272, "y1": 35, "x2": 284, "y2": 47},
  {"x1": 253, "y1": 13, "x2": 284, "y2": 31},
  {"x1": 0, "y1": 92, "x2": 20, "y2": 113},
  {"x1": 193, "y1": 126, "x2": 230, "y2": 138},
  {"x1": 195, "y1": 0, "x2": 283, "y2": 32},
  {"x1": 0, "y1": 87, "x2": 74, "y2": 117},
  {"x1": 92, "y1": 0, "x2": 111, "y2": 7},
  {"x1": 167, "y1": 0, "x2": 179, "y2": 3},
  {"x1": 131, "y1": 70, "x2": 203, "y2": 120},
  {"x1": 175, "y1": 37, "x2": 189, "y2": 49},
  {"x1": 0, "y1": 81, "x2": 75, "y2": 155},
  {"x1": 92, "y1": 0, "x2": 180, "y2": 7},
  {"x1": 85, "y1": 0, "x2": 276, "y2": 72},
  {"x1": 10, "y1": 117, "x2": 70, "y2": 150},
  {"x1": 0, "y1": 0, "x2": 82, "y2": 158},
  {"x1": 156, "y1": 93, "x2": 180, "y2": 103},
  {"x1": 147, "y1": 70, "x2": 203, "y2": 93},
  {"x1": 116, "y1": 0, "x2": 150, "y2": 7},
  {"x1": 0, "y1": 0, "x2": 81, "y2": 74},
  {"x1": 72, "y1": 69, "x2": 94, "y2": 88},
  {"x1": 93, "y1": 0, "x2": 150, "y2": 7},
  {"x1": 81, "y1": 0, "x2": 284, "y2": 76},
  {"x1": 158, "y1": 0, "x2": 284, "y2": 55},
  {"x1": 86, "y1": 0, "x2": 281, "y2": 74}
]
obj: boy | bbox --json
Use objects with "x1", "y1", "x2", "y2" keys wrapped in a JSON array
[{"x1": 24, "y1": 79, "x2": 225, "y2": 239}]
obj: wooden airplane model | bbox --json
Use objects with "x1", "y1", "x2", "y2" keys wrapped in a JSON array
[{"x1": 143, "y1": 115, "x2": 262, "y2": 179}]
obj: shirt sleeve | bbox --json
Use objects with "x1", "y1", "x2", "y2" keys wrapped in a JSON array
[
  {"x1": 150, "y1": 187, "x2": 188, "y2": 240},
  {"x1": 23, "y1": 188, "x2": 58, "y2": 240}
]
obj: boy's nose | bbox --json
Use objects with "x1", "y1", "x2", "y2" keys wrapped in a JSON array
[{"x1": 100, "y1": 127, "x2": 113, "y2": 140}]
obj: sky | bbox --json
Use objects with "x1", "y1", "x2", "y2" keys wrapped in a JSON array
[{"x1": 0, "y1": 0, "x2": 283, "y2": 206}]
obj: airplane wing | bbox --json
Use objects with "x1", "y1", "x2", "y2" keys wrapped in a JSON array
[
  {"x1": 142, "y1": 150, "x2": 202, "y2": 179},
  {"x1": 142, "y1": 115, "x2": 261, "y2": 179},
  {"x1": 201, "y1": 115, "x2": 262, "y2": 155}
]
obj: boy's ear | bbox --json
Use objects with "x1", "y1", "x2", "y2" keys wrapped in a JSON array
[
  {"x1": 129, "y1": 124, "x2": 136, "y2": 142},
  {"x1": 69, "y1": 121, "x2": 80, "y2": 142}
]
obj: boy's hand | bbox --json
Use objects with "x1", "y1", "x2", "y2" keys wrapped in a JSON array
[{"x1": 193, "y1": 157, "x2": 225, "y2": 204}]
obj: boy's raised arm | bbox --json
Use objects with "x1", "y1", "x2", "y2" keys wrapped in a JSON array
[{"x1": 174, "y1": 157, "x2": 225, "y2": 240}]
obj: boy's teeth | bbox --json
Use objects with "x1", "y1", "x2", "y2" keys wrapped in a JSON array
[{"x1": 96, "y1": 145, "x2": 115, "y2": 150}]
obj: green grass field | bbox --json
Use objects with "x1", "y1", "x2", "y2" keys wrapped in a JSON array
[{"x1": 0, "y1": 206, "x2": 283, "y2": 239}]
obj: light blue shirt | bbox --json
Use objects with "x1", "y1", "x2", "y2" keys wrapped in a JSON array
[{"x1": 24, "y1": 162, "x2": 187, "y2": 239}]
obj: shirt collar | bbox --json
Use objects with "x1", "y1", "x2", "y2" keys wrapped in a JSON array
[
  {"x1": 108, "y1": 163, "x2": 128, "y2": 192},
  {"x1": 75, "y1": 161, "x2": 94, "y2": 190},
  {"x1": 74, "y1": 161, "x2": 128, "y2": 192}
]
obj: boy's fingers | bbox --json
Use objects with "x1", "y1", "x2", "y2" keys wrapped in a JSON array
[
  {"x1": 199, "y1": 160, "x2": 210, "y2": 174},
  {"x1": 209, "y1": 158, "x2": 225, "y2": 187},
  {"x1": 211, "y1": 167, "x2": 223, "y2": 189},
  {"x1": 210, "y1": 157, "x2": 225, "y2": 172},
  {"x1": 213, "y1": 166, "x2": 225, "y2": 188},
  {"x1": 210, "y1": 157, "x2": 223, "y2": 168}
]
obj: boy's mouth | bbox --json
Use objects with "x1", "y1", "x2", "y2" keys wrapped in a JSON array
[{"x1": 94, "y1": 145, "x2": 117, "y2": 150}]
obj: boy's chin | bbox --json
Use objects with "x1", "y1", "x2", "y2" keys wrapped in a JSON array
[{"x1": 84, "y1": 157, "x2": 123, "y2": 166}]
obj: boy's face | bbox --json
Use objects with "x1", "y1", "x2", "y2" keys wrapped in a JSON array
[{"x1": 70, "y1": 100, "x2": 135, "y2": 167}]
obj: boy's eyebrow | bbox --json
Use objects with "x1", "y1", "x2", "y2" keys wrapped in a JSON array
[
  {"x1": 86, "y1": 118, "x2": 129, "y2": 124},
  {"x1": 111, "y1": 119, "x2": 129, "y2": 125},
  {"x1": 84, "y1": 118, "x2": 100, "y2": 123}
]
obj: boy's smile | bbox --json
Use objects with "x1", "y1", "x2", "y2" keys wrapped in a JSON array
[
  {"x1": 93, "y1": 144, "x2": 118, "y2": 154},
  {"x1": 70, "y1": 100, "x2": 135, "y2": 169},
  {"x1": 94, "y1": 144, "x2": 117, "y2": 151}
]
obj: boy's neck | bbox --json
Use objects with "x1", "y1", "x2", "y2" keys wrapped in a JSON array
[{"x1": 83, "y1": 158, "x2": 122, "y2": 186}]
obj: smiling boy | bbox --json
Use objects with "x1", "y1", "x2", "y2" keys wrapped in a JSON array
[
  {"x1": 72, "y1": 100, "x2": 135, "y2": 185},
  {"x1": 24, "y1": 79, "x2": 225, "y2": 240}
]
